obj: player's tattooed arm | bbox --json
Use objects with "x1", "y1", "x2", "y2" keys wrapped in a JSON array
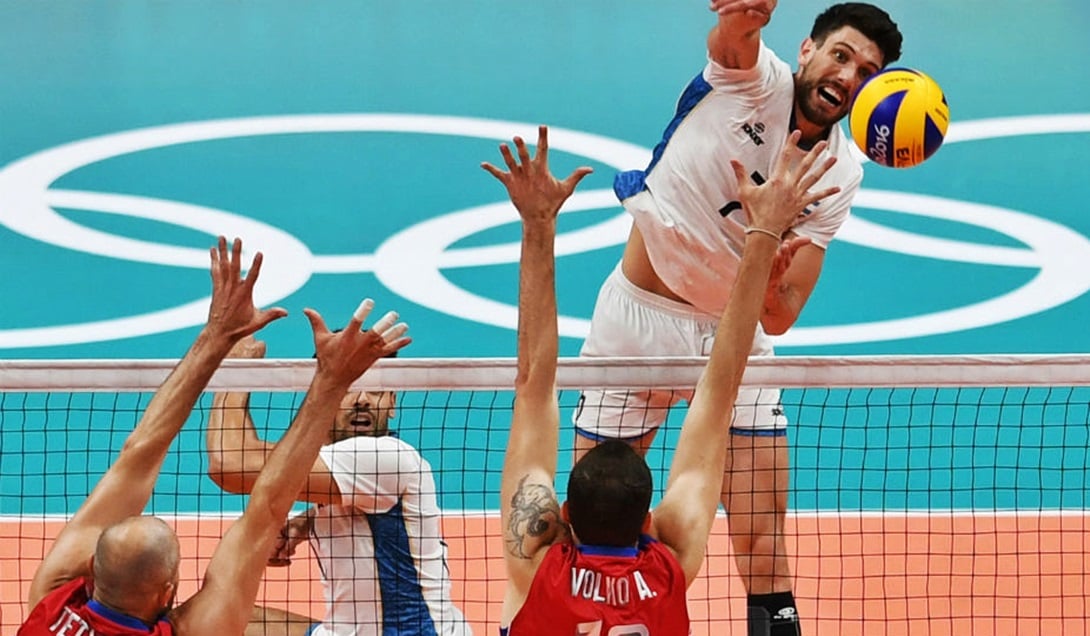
[{"x1": 505, "y1": 475, "x2": 570, "y2": 560}]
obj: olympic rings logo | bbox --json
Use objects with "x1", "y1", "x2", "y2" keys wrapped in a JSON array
[{"x1": 0, "y1": 113, "x2": 1088, "y2": 349}]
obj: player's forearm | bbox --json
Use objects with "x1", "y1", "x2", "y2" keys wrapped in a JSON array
[
  {"x1": 514, "y1": 219, "x2": 559, "y2": 396},
  {"x1": 665, "y1": 233, "x2": 779, "y2": 520},
  {"x1": 207, "y1": 391, "x2": 272, "y2": 493},
  {"x1": 760, "y1": 279, "x2": 804, "y2": 336},
  {"x1": 707, "y1": 10, "x2": 767, "y2": 69},
  {"x1": 245, "y1": 377, "x2": 342, "y2": 525},
  {"x1": 703, "y1": 233, "x2": 779, "y2": 412},
  {"x1": 124, "y1": 329, "x2": 235, "y2": 460}
]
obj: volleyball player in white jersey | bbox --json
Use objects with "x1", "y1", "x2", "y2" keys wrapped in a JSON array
[
  {"x1": 574, "y1": 2, "x2": 903, "y2": 634},
  {"x1": 206, "y1": 339, "x2": 470, "y2": 636}
]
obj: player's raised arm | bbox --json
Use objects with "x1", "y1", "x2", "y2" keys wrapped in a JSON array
[
  {"x1": 204, "y1": 335, "x2": 347, "y2": 507},
  {"x1": 171, "y1": 300, "x2": 410, "y2": 636},
  {"x1": 652, "y1": 132, "x2": 840, "y2": 584},
  {"x1": 205, "y1": 336, "x2": 272, "y2": 494},
  {"x1": 26, "y1": 237, "x2": 287, "y2": 611},
  {"x1": 708, "y1": 0, "x2": 777, "y2": 69},
  {"x1": 482, "y1": 126, "x2": 591, "y2": 600}
]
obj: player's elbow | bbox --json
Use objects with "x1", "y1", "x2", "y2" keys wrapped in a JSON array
[
  {"x1": 206, "y1": 462, "x2": 233, "y2": 492},
  {"x1": 206, "y1": 456, "x2": 251, "y2": 494},
  {"x1": 762, "y1": 322, "x2": 790, "y2": 336},
  {"x1": 760, "y1": 315, "x2": 794, "y2": 337}
]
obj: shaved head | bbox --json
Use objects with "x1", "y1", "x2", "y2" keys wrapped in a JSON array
[{"x1": 93, "y1": 516, "x2": 180, "y2": 616}]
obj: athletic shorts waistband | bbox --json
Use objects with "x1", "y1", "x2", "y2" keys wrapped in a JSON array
[{"x1": 607, "y1": 263, "x2": 718, "y2": 322}]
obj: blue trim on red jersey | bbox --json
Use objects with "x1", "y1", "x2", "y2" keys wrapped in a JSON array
[
  {"x1": 86, "y1": 599, "x2": 158, "y2": 632},
  {"x1": 577, "y1": 544, "x2": 640, "y2": 557}
]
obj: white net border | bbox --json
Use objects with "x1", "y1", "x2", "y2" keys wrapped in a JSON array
[{"x1": 1, "y1": 354, "x2": 1089, "y2": 392}]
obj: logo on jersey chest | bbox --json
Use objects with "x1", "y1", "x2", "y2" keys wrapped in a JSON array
[{"x1": 742, "y1": 121, "x2": 766, "y2": 146}]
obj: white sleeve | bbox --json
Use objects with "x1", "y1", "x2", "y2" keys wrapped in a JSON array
[
  {"x1": 704, "y1": 40, "x2": 786, "y2": 95},
  {"x1": 318, "y1": 436, "x2": 423, "y2": 514},
  {"x1": 791, "y1": 179, "x2": 857, "y2": 249},
  {"x1": 790, "y1": 142, "x2": 863, "y2": 249}
]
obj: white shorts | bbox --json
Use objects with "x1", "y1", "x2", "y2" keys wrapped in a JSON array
[{"x1": 573, "y1": 264, "x2": 788, "y2": 440}]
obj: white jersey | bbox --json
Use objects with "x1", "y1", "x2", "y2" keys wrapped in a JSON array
[
  {"x1": 614, "y1": 41, "x2": 862, "y2": 318},
  {"x1": 310, "y1": 435, "x2": 470, "y2": 636}
]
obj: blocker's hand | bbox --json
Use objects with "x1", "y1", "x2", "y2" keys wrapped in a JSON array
[{"x1": 481, "y1": 125, "x2": 592, "y2": 225}]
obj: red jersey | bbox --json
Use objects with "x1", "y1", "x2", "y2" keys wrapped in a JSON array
[
  {"x1": 18, "y1": 577, "x2": 174, "y2": 636},
  {"x1": 504, "y1": 535, "x2": 689, "y2": 635}
]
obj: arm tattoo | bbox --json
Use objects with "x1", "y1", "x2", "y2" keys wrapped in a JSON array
[{"x1": 506, "y1": 475, "x2": 569, "y2": 560}]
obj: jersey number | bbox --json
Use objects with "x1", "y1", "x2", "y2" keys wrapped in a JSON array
[
  {"x1": 575, "y1": 621, "x2": 650, "y2": 636},
  {"x1": 719, "y1": 170, "x2": 767, "y2": 217}
]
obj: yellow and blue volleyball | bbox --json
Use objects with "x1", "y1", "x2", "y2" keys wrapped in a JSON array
[{"x1": 849, "y1": 67, "x2": 949, "y2": 168}]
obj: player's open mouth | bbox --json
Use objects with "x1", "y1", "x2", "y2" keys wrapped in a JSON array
[
  {"x1": 352, "y1": 411, "x2": 373, "y2": 427},
  {"x1": 817, "y1": 85, "x2": 845, "y2": 108}
]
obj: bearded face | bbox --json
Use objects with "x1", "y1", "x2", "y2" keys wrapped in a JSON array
[
  {"x1": 331, "y1": 390, "x2": 397, "y2": 442},
  {"x1": 794, "y1": 26, "x2": 884, "y2": 131}
]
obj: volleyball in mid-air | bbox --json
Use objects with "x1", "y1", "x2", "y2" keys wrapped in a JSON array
[{"x1": 848, "y1": 67, "x2": 949, "y2": 168}]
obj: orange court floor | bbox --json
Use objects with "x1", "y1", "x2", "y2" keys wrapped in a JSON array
[{"x1": 3, "y1": 513, "x2": 1087, "y2": 635}]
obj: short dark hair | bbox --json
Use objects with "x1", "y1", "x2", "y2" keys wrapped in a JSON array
[
  {"x1": 811, "y1": 3, "x2": 902, "y2": 67},
  {"x1": 566, "y1": 440, "x2": 653, "y2": 547}
]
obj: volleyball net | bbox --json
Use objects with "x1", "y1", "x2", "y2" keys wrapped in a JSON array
[{"x1": 1, "y1": 355, "x2": 1088, "y2": 635}]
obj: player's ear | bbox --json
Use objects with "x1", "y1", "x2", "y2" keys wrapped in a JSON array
[
  {"x1": 560, "y1": 501, "x2": 571, "y2": 524},
  {"x1": 387, "y1": 391, "x2": 397, "y2": 420},
  {"x1": 798, "y1": 36, "x2": 816, "y2": 66},
  {"x1": 85, "y1": 555, "x2": 96, "y2": 584},
  {"x1": 641, "y1": 511, "x2": 653, "y2": 534},
  {"x1": 158, "y1": 579, "x2": 176, "y2": 612}
]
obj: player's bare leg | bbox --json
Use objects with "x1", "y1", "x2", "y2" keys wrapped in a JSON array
[{"x1": 722, "y1": 433, "x2": 800, "y2": 635}]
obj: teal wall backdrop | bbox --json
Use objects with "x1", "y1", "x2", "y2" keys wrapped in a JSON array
[{"x1": 1, "y1": 1, "x2": 1088, "y2": 360}]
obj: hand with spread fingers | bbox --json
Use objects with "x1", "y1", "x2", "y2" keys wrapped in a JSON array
[
  {"x1": 481, "y1": 125, "x2": 593, "y2": 225},
  {"x1": 305, "y1": 299, "x2": 411, "y2": 391},
  {"x1": 730, "y1": 130, "x2": 841, "y2": 238},
  {"x1": 206, "y1": 237, "x2": 288, "y2": 344}
]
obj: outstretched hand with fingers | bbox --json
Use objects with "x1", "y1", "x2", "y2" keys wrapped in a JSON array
[
  {"x1": 730, "y1": 131, "x2": 841, "y2": 238},
  {"x1": 305, "y1": 298, "x2": 411, "y2": 389},
  {"x1": 207, "y1": 237, "x2": 289, "y2": 342},
  {"x1": 481, "y1": 125, "x2": 593, "y2": 224}
]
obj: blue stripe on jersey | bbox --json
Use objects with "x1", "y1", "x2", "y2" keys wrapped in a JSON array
[
  {"x1": 578, "y1": 544, "x2": 639, "y2": 557},
  {"x1": 613, "y1": 70, "x2": 714, "y2": 201},
  {"x1": 367, "y1": 501, "x2": 438, "y2": 636},
  {"x1": 86, "y1": 599, "x2": 159, "y2": 631}
]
